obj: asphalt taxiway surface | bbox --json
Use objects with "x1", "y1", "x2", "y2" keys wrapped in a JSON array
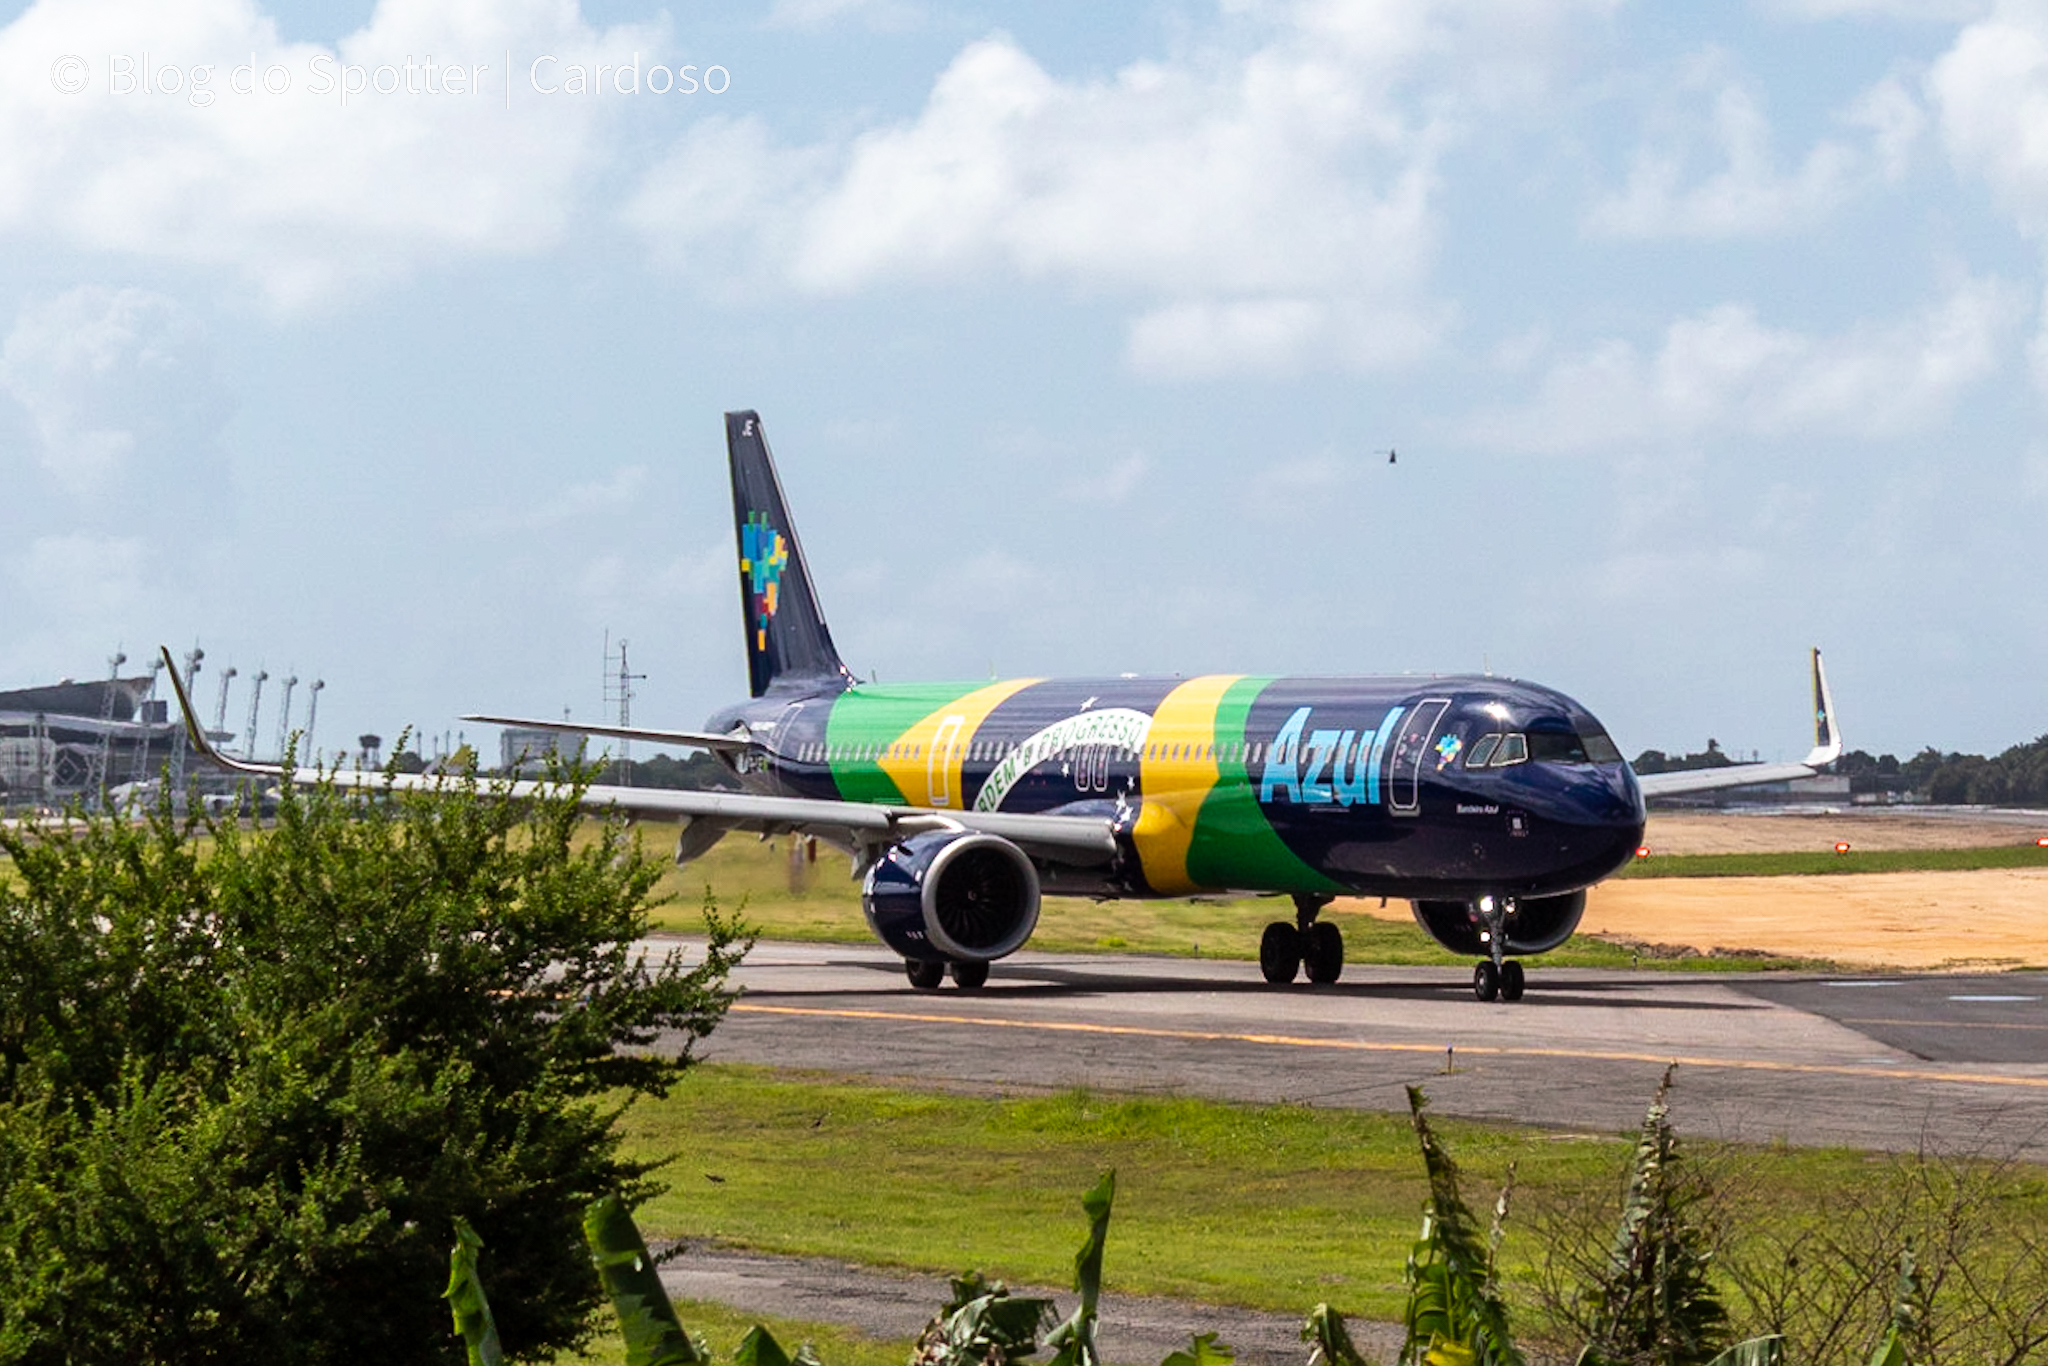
[
  {"x1": 675, "y1": 939, "x2": 2048, "y2": 1160},
  {"x1": 653, "y1": 940, "x2": 2048, "y2": 1362}
]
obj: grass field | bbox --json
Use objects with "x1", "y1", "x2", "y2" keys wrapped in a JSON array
[
  {"x1": 618, "y1": 1065, "x2": 2048, "y2": 1327},
  {"x1": 1614, "y1": 843, "x2": 2048, "y2": 878}
]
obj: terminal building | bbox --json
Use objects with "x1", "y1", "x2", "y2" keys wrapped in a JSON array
[{"x1": 0, "y1": 675, "x2": 187, "y2": 810}]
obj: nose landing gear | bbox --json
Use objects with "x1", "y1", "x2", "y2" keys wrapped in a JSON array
[
  {"x1": 1260, "y1": 893, "x2": 1345, "y2": 984},
  {"x1": 1471, "y1": 895, "x2": 1526, "y2": 1002}
]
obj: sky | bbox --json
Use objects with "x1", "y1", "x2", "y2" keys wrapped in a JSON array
[{"x1": 2, "y1": 0, "x2": 2044, "y2": 766}]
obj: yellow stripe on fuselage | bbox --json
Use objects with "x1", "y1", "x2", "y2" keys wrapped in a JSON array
[
  {"x1": 873, "y1": 678, "x2": 1042, "y2": 808},
  {"x1": 1133, "y1": 674, "x2": 1242, "y2": 894}
]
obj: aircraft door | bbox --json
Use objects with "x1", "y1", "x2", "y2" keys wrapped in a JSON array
[
  {"x1": 1386, "y1": 698, "x2": 1451, "y2": 815},
  {"x1": 928, "y1": 715, "x2": 965, "y2": 807}
]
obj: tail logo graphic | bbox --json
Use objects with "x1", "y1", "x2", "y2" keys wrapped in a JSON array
[{"x1": 740, "y1": 511, "x2": 790, "y2": 652}]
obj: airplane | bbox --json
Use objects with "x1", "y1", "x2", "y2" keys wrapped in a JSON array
[{"x1": 164, "y1": 410, "x2": 1842, "y2": 1003}]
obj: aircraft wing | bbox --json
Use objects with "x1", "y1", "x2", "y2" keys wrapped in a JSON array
[
  {"x1": 458, "y1": 713, "x2": 752, "y2": 755},
  {"x1": 1633, "y1": 647, "x2": 1842, "y2": 800},
  {"x1": 159, "y1": 649, "x2": 1118, "y2": 867}
]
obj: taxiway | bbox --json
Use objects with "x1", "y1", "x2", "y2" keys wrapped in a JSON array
[{"x1": 681, "y1": 939, "x2": 2048, "y2": 1160}]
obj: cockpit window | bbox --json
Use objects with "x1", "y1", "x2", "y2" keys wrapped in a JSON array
[
  {"x1": 1464, "y1": 733, "x2": 1501, "y2": 768},
  {"x1": 1492, "y1": 733, "x2": 1527, "y2": 766},
  {"x1": 1579, "y1": 727, "x2": 1623, "y2": 764},
  {"x1": 1525, "y1": 726, "x2": 1591, "y2": 764}
]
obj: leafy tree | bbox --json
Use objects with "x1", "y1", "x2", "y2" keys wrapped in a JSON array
[{"x1": 0, "y1": 767, "x2": 746, "y2": 1364}]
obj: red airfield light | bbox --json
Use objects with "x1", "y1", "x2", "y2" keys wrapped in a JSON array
[
  {"x1": 2038, "y1": 837, "x2": 2048, "y2": 848},
  {"x1": 1835, "y1": 841, "x2": 1852, "y2": 855},
  {"x1": 1636, "y1": 845, "x2": 1650, "y2": 858}
]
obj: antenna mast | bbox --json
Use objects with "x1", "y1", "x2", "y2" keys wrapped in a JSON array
[{"x1": 602, "y1": 632, "x2": 647, "y2": 786}]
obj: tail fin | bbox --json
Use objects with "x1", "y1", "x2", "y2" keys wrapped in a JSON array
[
  {"x1": 1803, "y1": 646, "x2": 1841, "y2": 768},
  {"x1": 726, "y1": 411, "x2": 854, "y2": 699}
]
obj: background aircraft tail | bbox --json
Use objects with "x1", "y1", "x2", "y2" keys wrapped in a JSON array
[{"x1": 726, "y1": 411, "x2": 855, "y2": 699}]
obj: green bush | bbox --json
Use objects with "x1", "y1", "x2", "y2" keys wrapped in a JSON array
[{"x1": 0, "y1": 768, "x2": 746, "y2": 1364}]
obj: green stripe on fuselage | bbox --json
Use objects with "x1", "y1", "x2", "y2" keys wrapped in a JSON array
[
  {"x1": 822, "y1": 683, "x2": 989, "y2": 804},
  {"x1": 1186, "y1": 676, "x2": 1342, "y2": 894}
]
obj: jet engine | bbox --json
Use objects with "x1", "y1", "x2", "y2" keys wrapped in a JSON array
[
  {"x1": 1410, "y1": 891, "x2": 1586, "y2": 957},
  {"x1": 863, "y1": 829, "x2": 1041, "y2": 963}
]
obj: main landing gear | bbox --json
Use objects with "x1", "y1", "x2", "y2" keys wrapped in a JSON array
[
  {"x1": 903, "y1": 959, "x2": 989, "y2": 990},
  {"x1": 1470, "y1": 894, "x2": 1525, "y2": 1003},
  {"x1": 1260, "y1": 894, "x2": 1344, "y2": 985}
]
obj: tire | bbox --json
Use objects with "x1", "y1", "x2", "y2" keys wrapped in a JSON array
[
  {"x1": 1304, "y1": 921, "x2": 1344, "y2": 984},
  {"x1": 905, "y1": 959, "x2": 946, "y2": 990},
  {"x1": 1500, "y1": 959, "x2": 1525, "y2": 1002},
  {"x1": 948, "y1": 959, "x2": 990, "y2": 990},
  {"x1": 1473, "y1": 960, "x2": 1500, "y2": 1002},
  {"x1": 1259, "y1": 922, "x2": 1302, "y2": 984}
]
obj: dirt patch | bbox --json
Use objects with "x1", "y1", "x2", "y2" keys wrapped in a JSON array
[
  {"x1": 1579, "y1": 869, "x2": 2048, "y2": 969},
  {"x1": 1640, "y1": 808, "x2": 2048, "y2": 855},
  {"x1": 1349, "y1": 809, "x2": 2048, "y2": 970}
]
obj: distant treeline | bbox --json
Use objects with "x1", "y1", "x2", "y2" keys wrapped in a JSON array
[{"x1": 1635, "y1": 733, "x2": 2048, "y2": 805}]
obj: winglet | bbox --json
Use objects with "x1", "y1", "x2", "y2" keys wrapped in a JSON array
[
  {"x1": 158, "y1": 645, "x2": 280, "y2": 778},
  {"x1": 1802, "y1": 647, "x2": 1841, "y2": 768}
]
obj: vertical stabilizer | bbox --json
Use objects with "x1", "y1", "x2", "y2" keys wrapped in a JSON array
[
  {"x1": 726, "y1": 411, "x2": 854, "y2": 699},
  {"x1": 1803, "y1": 647, "x2": 1841, "y2": 767}
]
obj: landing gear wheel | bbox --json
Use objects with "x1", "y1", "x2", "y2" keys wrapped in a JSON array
[
  {"x1": 1260, "y1": 922, "x2": 1302, "y2": 984},
  {"x1": 1473, "y1": 960, "x2": 1500, "y2": 1002},
  {"x1": 905, "y1": 959, "x2": 945, "y2": 990},
  {"x1": 1499, "y1": 959, "x2": 1525, "y2": 1002},
  {"x1": 1303, "y1": 921, "x2": 1344, "y2": 984},
  {"x1": 948, "y1": 960, "x2": 990, "y2": 990}
]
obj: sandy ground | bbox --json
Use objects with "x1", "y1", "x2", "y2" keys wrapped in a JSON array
[{"x1": 1361, "y1": 808, "x2": 2048, "y2": 970}]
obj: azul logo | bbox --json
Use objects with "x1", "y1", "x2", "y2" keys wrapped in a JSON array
[
  {"x1": 739, "y1": 511, "x2": 789, "y2": 652},
  {"x1": 1259, "y1": 705, "x2": 1404, "y2": 807}
]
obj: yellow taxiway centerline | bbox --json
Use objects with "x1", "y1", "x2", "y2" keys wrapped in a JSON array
[{"x1": 730, "y1": 1003, "x2": 2048, "y2": 1090}]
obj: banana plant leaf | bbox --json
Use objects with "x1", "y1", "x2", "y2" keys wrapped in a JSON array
[
  {"x1": 1401, "y1": 1089, "x2": 1523, "y2": 1366},
  {"x1": 1162, "y1": 1330, "x2": 1237, "y2": 1366},
  {"x1": 1302, "y1": 1304, "x2": 1369, "y2": 1366},
  {"x1": 444, "y1": 1216, "x2": 505, "y2": 1366},
  {"x1": 585, "y1": 1194, "x2": 705, "y2": 1366},
  {"x1": 912, "y1": 1272, "x2": 1056, "y2": 1366},
  {"x1": 1045, "y1": 1171, "x2": 1117, "y2": 1366}
]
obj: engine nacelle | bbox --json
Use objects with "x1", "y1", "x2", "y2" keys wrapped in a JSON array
[
  {"x1": 1410, "y1": 891, "x2": 1587, "y2": 957},
  {"x1": 863, "y1": 830, "x2": 1041, "y2": 963}
]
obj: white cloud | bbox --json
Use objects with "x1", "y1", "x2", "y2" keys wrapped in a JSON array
[
  {"x1": 1585, "y1": 67, "x2": 1919, "y2": 239},
  {"x1": 629, "y1": 2, "x2": 1621, "y2": 376},
  {"x1": 766, "y1": 0, "x2": 923, "y2": 32},
  {"x1": 0, "y1": 286, "x2": 229, "y2": 505},
  {"x1": 1762, "y1": 0, "x2": 1989, "y2": 18},
  {"x1": 1468, "y1": 276, "x2": 2025, "y2": 452},
  {"x1": 10, "y1": 533, "x2": 150, "y2": 621},
  {"x1": 1928, "y1": 3, "x2": 2048, "y2": 388},
  {"x1": 0, "y1": 0, "x2": 664, "y2": 309}
]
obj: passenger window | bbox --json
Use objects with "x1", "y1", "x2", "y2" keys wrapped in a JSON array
[
  {"x1": 1493, "y1": 734, "x2": 1527, "y2": 766},
  {"x1": 1465, "y1": 733, "x2": 1500, "y2": 768}
]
